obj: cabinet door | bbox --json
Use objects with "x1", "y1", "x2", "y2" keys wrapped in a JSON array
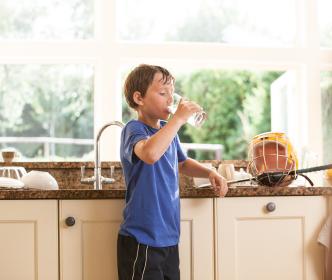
[
  {"x1": 216, "y1": 196, "x2": 326, "y2": 280},
  {"x1": 180, "y1": 198, "x2": 215, "y2": 280},
  {"x1": 60, "y1": 199, "x2": 215, "y2": 280},
  {"x1": 59, "y1": 199, "x2": 125, "y2": 280},
  {"x1": 0, "y1": 200, "x2": 58, "y2": 280}
]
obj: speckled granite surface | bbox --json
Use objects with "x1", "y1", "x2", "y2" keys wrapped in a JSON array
[
  {"x1": 0, "y1": 186, "x2": 331, "y2": 200},
  {"x1": 0, "y1": 160, "x2": 331, "y2": 199}
]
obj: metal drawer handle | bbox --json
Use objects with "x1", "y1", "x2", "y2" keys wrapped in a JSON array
[
  {"x1": 266, "y1": 202, "x2": 276, "y2": 212},
  {"x1": 65, "y1": 216, "x2": 76, "y2": 227}
]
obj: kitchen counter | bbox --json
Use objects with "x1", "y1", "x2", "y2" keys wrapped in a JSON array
[
  {"x1": 0, "y1": 186, "x2": 331, "y2": 200},
  {"x1": 1, "y1": 160, "x2": 331, "y2": 199}
]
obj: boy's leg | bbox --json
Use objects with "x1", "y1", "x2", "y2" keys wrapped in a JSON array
[
  {"x1": 117, "y1": 234, "x2": 181, "y2": 280},
  {"x1": 117, "y1": 234, "x2": 139, "y2": 280},
  {"x1": 117, "y1": 234, "x2": 164, "y2": 280},
  {"x1": 163, "y1": 245, "x2": 180, "y2": 280}
]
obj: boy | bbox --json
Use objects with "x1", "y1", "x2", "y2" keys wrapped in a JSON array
[{"x1": 118, "y1": 64, "x2": 228, "y2": 280}]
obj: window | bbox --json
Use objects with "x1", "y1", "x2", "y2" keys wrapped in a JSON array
[
  {"x1": 321, "y1": 72, "x2": 332, "y2": 164},
  {"x1": 0, "y1": 64, "x2": 94, "y2": 160},
  {"x1": 122, "y1": 65, "x2": 290, "y2": 160},
  {"x1": 0, "y1": 0, "x2": 330, "y2": 163},
  {"x1": 0, "y1": 0, "x2": 94, "y2": 40},
  {"x1": 0, "y1": 0, "x2": 96, "y2": 161},
  {"x1": 319, "y1": 0, "x2": 332, "y2": 47},
  {"x1": 117, "y1": 0, "x2": 296, "y2": 46}
]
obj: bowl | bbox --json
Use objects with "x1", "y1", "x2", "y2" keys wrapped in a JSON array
[
  {"x1": 0, "y1": 177, "x2": 24, "y2": 188},
  {"x1": 21, "y1": 171, "x2": 59, "y2": 190}
]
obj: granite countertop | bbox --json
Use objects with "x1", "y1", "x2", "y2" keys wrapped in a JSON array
[
  {"x1": 0, "y1": 161, "x2": 331, "y2": 199},
  {"x1": 0, "y1": 186, "x2": 331, "y2": 200}
]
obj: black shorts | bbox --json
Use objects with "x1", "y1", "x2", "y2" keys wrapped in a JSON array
[{"x1": 117, "y1": 234, "x2": 180, "y2": 280}]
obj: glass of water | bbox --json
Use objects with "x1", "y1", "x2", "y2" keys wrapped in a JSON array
[{"x1": 168, "y1": 93, "x2": 207, "y2": 127}]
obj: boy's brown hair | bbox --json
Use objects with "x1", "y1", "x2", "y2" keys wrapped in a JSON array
[{"x1": 124, "y1": 64, "x2": 174, "y2": 109}]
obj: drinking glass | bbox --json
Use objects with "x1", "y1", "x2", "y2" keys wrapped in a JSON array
[{"x1": 168, "y1": 93, "x2": 207, "y2": 127}]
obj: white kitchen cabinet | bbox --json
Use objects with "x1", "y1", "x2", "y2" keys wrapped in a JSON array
[
  {"x1": 59, "y1": 198, "x2": 215, "y2": 280},
  {"x1": 59, "y1": 199, "x2": 125, "y2": 280},
  {"x1": 180, "y1": 198, "x2": 215, "y2": 280},
  {"x1": 215, "y1": 196, "x2": 327, "y2": 280},
  {"x1": 0, "y1": 200, "x2": 58, "y2": 280},
  {"x1": 3, "y1": 195, "x2": 323, "y2": 280}
]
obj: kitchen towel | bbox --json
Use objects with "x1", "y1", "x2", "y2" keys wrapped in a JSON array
[{"x1": 318, "y1": 215, "x2": 332, "y2": 279}]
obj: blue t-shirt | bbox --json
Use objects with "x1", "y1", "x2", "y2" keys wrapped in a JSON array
[{"x1": 119, "y1": 120, "x2": 187, "y2": 247}]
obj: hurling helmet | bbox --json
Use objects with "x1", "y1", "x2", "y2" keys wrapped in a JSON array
[{"x1": 247, "y1": 132, "x2": 298, "y2": 187}]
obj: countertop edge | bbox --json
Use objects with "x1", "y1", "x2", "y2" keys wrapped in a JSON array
[{"x1": 0, "y1": 186, "x2": 331, "y2": 200}]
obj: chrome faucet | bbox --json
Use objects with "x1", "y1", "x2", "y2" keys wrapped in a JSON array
[{"x1": 81, "y1": 121, "x2": 125, "y2": 190}]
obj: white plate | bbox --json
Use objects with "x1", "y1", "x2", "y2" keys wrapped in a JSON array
[
  {"x1": 193, "y1": 178, "x2": 211, "y2": 188},
  {"x1": 193, "y1": 182, "x2": 211, "y2": 188},
  {"x1": 0, "y1": 177, "x2": 24, "y2": 188}
]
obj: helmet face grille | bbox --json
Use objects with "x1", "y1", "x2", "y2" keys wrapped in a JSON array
[
  {"x1": 248, "y1": 132, "x2": 298, "y2": 187},
  {"x1": 255, "y1": 172, "x2": 296, "y2": 187}
]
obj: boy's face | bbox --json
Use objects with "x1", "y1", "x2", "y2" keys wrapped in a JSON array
[{"x1": 138, "y1": 72, "x2": 174, "y2": 121}]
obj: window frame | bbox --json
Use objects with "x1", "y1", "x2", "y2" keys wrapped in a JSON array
[{"x1": 0, "y1": 0, "x2": 329, "y2": 162}]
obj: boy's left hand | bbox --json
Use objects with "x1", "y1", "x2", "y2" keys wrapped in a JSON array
[{"x1": 208, "y1": 170, "x2": 228, "y2": 197}]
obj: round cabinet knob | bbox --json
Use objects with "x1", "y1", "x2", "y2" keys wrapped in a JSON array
[
  {"x1": 266, "y1": 202, "x2": 276, "y2": 212},
  {"x1": 65, "y1": 216, "x2": 76, "y2": 227}
]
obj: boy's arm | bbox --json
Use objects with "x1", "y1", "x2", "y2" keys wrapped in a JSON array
[
  {"x1": 134, "y1": 100, "x2": 200, "y2": 164},
  {"x1": 178, "y1": 158, "x2": 213, "y2": 177},
  {"x1": 134, "y1": 117, "x2": 183, "y2": 164},
  {"x1": 179, "y1": 158, "x2": 228, "y2": 197}
]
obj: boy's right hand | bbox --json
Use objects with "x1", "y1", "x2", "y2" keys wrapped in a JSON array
[{"x1": 173, "y1": 98, "x2": 202, "y2": 125}]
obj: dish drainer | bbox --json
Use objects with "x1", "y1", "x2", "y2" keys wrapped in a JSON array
[{"x1": 0, "y1": 166, "x2": 27, "y2": 180}]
